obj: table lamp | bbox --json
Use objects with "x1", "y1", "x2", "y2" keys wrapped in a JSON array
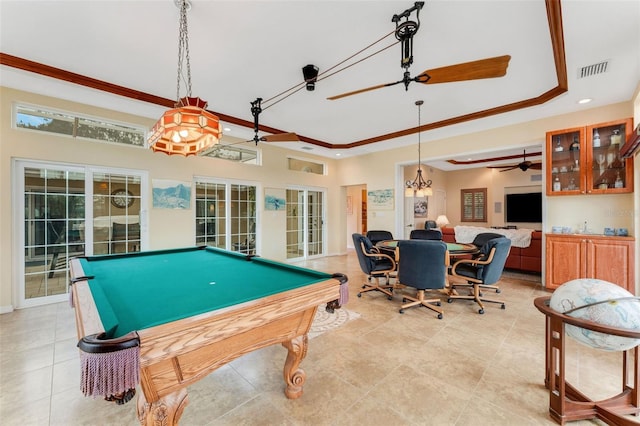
[{"x1": 436, "y1": 215, "x2": 450, "y2": 228}]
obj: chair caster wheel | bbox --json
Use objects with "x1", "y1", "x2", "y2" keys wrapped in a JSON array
[
  {"x1": 496, "y1": 289, "x2": 501, "y2": 293},
  {"x1": 501, "y1": 304, "x2": 506, "y2": 310},
  {"x1": 478, "y1": 308, "x2": 485, "y2": 314},
  {"x1": 437, "y1": 313, "x2": 443, "y2": 319},
  {"x1": 447, "y1": 299, "x2": 453, "y2": 303},
  {"x1": 387, "y1": 295, "x2": 393, "y2": 300},
  {"x1": 399, "y1": 309, "x2": 404, "y2": 314},
  {"x1": 402, "y1": 298, "x2": 406, "y2": 302},
  {"x1": 436, "y1": 302, "x2": 441, "y2": 306},
  {"x1": 361, "y1": 285, "x2": 367, "y2": 289},
  {"x1": 357, "y1": 293, "x2": 362, "y2": 298}
]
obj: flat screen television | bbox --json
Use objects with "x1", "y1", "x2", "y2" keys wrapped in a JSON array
[{"x1": 505, "y1": 192, "x2": 542, "y2": 223}]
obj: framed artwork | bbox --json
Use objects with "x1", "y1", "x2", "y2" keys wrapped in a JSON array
[
  {"x1": 265, "y1": 188, "x2": 286, "y2": 211},
  {"x1": 367, "y1": 189, "x2": 394, "y2": 210},
  {"x1": 414, "y1": 198, "x2": 428, "y2": 218},
  {"x1": 152, "y1": 179, "x2": 191, "y2": 209}
]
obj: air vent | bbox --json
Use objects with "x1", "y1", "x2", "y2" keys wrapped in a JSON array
[
  {"x1": 301, "y1": 146, "x2": 314, "y2": 151},
  {"x1": 578, "y1": 60, "x2": 609, "y2": 78}
]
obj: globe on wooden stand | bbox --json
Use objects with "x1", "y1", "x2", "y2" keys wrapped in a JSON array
[{"x1": 535, "y1": 278, "x2": 640, "y2": 425}]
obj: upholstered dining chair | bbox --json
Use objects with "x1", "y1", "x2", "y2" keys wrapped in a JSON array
[
  {"x1": 424, "y1": 220, "x2": 438, "y2": 230},
  {"x1": 409, "y1": 229, "x2": 443, "y2": 240},
  {"x1": 471, "y1": 232, "x2": 504, "y2": 250},
  {"x1": 365, "y1": 230, "x2": 394, "y2": 246},
  {"x1": 396, "y1": 240, "x2": 448, "y2": 318},
  {"x1": 352, "y1": 233, "x2": 396, "y2": 299},
  {"x1": 447, "y1": 237, "x2": 511, "y2": 314}
]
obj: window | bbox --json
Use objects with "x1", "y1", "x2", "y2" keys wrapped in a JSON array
[
  {"x1": 14, "y1": 104, "x2": 146, "y2": 147},
  {"x1": 461, "y1": 188, "x2": 487, "y2": 222},
  {"x1": 200, "y1": 144, "x2": 259, "y2": 164},
  {"x1": 287, "y1": 157, "x2": 325, "y2": 175}
]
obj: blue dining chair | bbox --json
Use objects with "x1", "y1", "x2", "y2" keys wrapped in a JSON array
[
  {"x1": 396, "y1": 240, "x2": 448, "y2": 318},
  {"x1": 448, "y1": 237, "x2": 511, "y2": 314}
]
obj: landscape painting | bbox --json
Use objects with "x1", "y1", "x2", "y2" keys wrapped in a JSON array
[{"x1": 152, "y1": 179, "x2": 191, "y2": 209}]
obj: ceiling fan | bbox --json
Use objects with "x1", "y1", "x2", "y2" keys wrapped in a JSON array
[
  {"x1": 249, "y1": 97, "x2": 300, "y2": 145},
  {"x1": 487, "y1": 150, "x2": 543, "y2": 172},
  {"x1": 327, "y1": 2, "x2": 511, "y2": 100}
]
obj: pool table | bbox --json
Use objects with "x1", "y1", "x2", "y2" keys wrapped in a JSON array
[{"x1": 69, "y1": 246, "x2": 348, "y2": 426}]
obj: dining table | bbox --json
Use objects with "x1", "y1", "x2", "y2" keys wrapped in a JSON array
[{"x1": 375, "y1": 239, "x2": 479, "y2": 261}]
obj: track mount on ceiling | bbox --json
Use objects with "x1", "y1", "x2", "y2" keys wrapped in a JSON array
[{"x1": 249, "y1": 98, "x2": 299, "y2": 145}]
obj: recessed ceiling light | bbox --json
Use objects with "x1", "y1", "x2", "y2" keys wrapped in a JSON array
[
  {"x1": 335, "y1": 153, "x2": 341, "y2": 157},
  {"x1": 578, "y1": 98, "x2": 592, "y2": 104},
  {"x1": 223, "y1": 127, "x2": 231, "y2": 132}
]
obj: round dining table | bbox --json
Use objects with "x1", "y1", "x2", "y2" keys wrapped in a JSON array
[{"x1": 376, "y1": 239, "x2": 479, "y2": 260}]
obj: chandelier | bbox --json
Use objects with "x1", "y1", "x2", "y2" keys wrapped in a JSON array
[
  {"x1": 405, "y1": 100, "x2": 432, "y2": 197},
  {"x1": 147, "y1": 0, "x2": 221, "y2": 156}
]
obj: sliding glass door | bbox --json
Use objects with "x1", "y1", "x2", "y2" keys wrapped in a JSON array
[
  {"x1": 16, "y1": 160, "x2": 146, "y2": 308},
  {"x1": 286, "y1": 188, "x2": 325, "y2": 260},
  {"x1": 194, "y1": 179, "x2": 257, "y2": 254},
  {"x1": 22, "y1": 165, "x2": 85, "y2": 303}
]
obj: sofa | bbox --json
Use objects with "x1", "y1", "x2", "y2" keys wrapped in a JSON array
[{"x1": 441, "y1": 227, "x2": 542, "y2": 273}]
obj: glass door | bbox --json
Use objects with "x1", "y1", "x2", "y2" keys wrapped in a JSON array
[
  {"x1": 16, "y1": 161, "x2": 147, "y2": 308},
  {"x1": 286, "y1": 188, "x2": 325, "y2": 260},
  {"x1": 21, "y1": 165, "x2": 85, "y2": 305}
]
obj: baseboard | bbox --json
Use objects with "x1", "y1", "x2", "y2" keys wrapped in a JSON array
[{"x1": 0, "y1": 304, "x2": 15, "y2": 314}]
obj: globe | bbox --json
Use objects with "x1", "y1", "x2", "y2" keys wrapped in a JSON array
[{"x1": 549, "y1": 278, "x2": 640, "y2": 351}]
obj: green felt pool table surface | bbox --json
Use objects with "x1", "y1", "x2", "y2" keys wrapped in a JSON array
[{"x1": 77, "y1": 246, "x2": 333, "y2": 338}]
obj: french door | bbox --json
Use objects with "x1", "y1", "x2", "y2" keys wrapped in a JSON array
[
  {"x1": 286, "y1": 188, "x2": 325, "y2": 260},
  {"x1": 15, "y1": 160, "x2": 146, "y2": 308}
]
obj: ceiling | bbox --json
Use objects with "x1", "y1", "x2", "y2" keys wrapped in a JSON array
[{"x1": 1, "y1": 1, "x2": 638, "y2": 171}]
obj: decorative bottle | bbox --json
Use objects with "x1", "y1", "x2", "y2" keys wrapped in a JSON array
[
  {"x1": 610, "y1": 129, "x2": 621, "y2": 145},
  {"x1": 554, "y1": 137, "x2": 563, "y2": 152},
  {"x1": 614, "y1": 172, "x2": 623, "y2": 188},
  {"x1": 592, "y1": 129, "x2": 601, "y2": 147},
  {"x1": 553, "y1": 176, "x2": 561, "y2": 191},
  {"x1": 569, "y1": 135, "x2": 580, "y2": 151}
]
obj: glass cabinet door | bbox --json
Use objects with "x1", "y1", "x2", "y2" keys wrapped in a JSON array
[
  {"x1": 546, "y1": 127, "x2": 585, "y2": 195},
  {"x1": 586, "y1": 118, "x2": 634, "y2": 194}
]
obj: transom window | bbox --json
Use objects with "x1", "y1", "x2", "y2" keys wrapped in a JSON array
[
  {"x1": 287, "y1": 157, "x2": 325, "y2": 175},
  {"x1": 461, "y1": 188, "x2": 487, "y2": 222},
  {"x1": 199, "y1": 144, "x2": 258, "y2": 164},
  {"x1": 14, "y1": 103, "x2": 146, "y2": 147}
]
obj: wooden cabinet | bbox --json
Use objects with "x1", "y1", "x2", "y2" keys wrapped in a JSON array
[
  {"x1": 545, "y1": 233, "x2": 635, "y2": 293},
  {"x1": 546, "y1": 118, "x2": 634, "y2": 195}
]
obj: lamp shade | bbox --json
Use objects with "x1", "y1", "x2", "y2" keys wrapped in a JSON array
[
  {"x1": 148, "y1": 97, "x2": 221, "y2": 156},
  {"x1": 436, "y1": 215, "x2": 450, "y2": 227}
]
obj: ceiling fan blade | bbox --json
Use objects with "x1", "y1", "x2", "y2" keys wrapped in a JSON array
[
  {"x1": 530, "y1": 163, "x2": 543, "y2": 170},
  {"x1": 417, "y1": 55, "x2": 511, "y2": 84},
  {"x1": 487, "y1": 164, "x2": 518, "y2": 169},
  {"x1": 261, "y1": 132, "x2": 300, "y2": 142},
  {"x1": 499, "y1": 166, "x2": 519, "y2": 172},
  {"x1": 327, "y1": 80, "x2": 402, "y2": 100}
]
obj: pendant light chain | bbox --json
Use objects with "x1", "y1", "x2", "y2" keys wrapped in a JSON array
[
  {"x1": 147, "y1": 0, "x2": 221, "y2": 157},
  {"x1": 176, "y1": 0, "x2": 192, "y2": 101},
  {"x1": 417, "y1": 100, "x2": 423, "y2": 170}
]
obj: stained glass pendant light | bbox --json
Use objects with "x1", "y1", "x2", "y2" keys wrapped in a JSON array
[{"x1": 147, "y1": 0, "x2": 221, "y2": 156}]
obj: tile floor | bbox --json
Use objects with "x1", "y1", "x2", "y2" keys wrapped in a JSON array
[{"x1": 0, "y1": 250, "x2": 630, "y2": 425}]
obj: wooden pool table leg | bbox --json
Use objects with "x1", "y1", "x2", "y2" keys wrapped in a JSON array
[
  {"x1": 282, "y1": 334, "x2": 308, "y2": 399},
  {"x1": 136, "y1": 387, "x2": 189, "y2": 426}
]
